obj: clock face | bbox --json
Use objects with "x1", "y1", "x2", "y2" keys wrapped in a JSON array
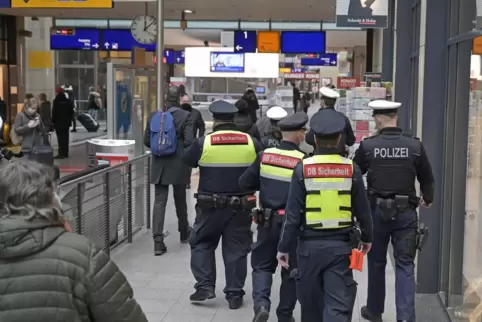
[{"x1": 130, "y1": 15, "x2": 157, "y2": 45}]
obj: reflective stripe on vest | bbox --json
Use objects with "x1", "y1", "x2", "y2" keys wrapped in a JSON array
[
  {"x1": 199, "y1": 130, "x2": 256, "y2": 167},
  {"x1": 302, "y1": 155, "x2": 353, "y2": 230},
  {"x1": 260, "y1": 147, "x2": 304, "y2": 182}
]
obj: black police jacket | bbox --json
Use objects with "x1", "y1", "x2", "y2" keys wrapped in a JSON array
[{"x1": 354, "y1": 127, "x2": 434, "y2": 204}]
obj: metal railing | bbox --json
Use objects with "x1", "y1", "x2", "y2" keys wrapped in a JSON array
[{"x1": 58, "y1": 154, "x2": 151, "y2": 255}]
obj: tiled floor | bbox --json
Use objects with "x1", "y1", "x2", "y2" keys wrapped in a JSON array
[{"x1": 111, "y1": 175, "x2": 399, "y2": 322}]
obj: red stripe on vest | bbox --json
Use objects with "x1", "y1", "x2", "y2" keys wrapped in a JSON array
[
  {"x1": 261, "y1": 153, "x2": 301, "y2": 169},
  {"x1": 303, "y1": 163, "x2": 353, "y2": 178},
  {"x1": 211, "y1": 133, "x2": 248, "y2": 145}
]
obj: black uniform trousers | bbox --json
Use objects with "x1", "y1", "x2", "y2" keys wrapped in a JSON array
[
  {"x1": 190, "y1": 205, "x2": 252, "y2": 299},
  {"x1": 251, "y1": 215, "x2": 297, "y2": 322},
  {"x1": 296, "y1": 239, "x2": 356, "y2": 322},
  {"x1": 55, "y1": 127, "x2": 70, "y2": 157},
  {"x1": 367, "y1": 207, "x2": 418, "y2": 321}
]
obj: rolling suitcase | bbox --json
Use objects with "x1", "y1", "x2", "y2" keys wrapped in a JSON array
[
  {"x1": 29, "y1": 132, "x2": 54, "y2": 166},
  {"x1": 77, "y1": 112, "x2": 100, "y2": 132}
]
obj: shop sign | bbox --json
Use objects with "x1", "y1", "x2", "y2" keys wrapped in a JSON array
[
  {"x1": 337, "y1": 76, "x2": 361, "y2": 89},
  {"x1": 284, "y1": 73, "x2": 305, "y2": 79},
  {"x1": 473, "y1": 36, "x2": 482, "y2": 55},
  {"x1": 12, "y1": 0, "x2": 112, "y2": 8},
  {"x1": 304, "y1": 73, "x2": 319, "y2": 80},
  {"x1": 335, "y1": 0, "x2": 389, "y2": 28}
]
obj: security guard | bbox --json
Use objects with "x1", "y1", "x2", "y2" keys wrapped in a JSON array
[
  {"x1": 277, "y1": 109, "x2": 373, "y2": 322},
  {"x1": 354, "y1": 100, "x2": 434, "y2": 322},
  {"x1": 260, "y1": 106, "x2": 288, "y2": 149},
  {"x1": 305, "y1": 87, "x2": 356, "y2": 156},
  {"x1": 183, "y1": 100, "x2": 263, "y2": 309},
  {"x1": 239, "y1": 112, "x2": 308, "y2": 322}
]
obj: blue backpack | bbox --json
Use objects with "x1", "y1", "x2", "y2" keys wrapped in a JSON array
[{"x1": 150, "y1": 109, "x2": 177, "y2": 156}]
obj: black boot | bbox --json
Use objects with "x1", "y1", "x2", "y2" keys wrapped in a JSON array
[
  {"x1": 252, "y1": 306, "x2": 269, "y2": 322},
  {"x1": 180, "y1": 226, "x2": 192, "y2": 244},
  {"x1": 153, "y1": 237, "x2": 166, "y2": 256},
  {"x1": 228, "y1": 296, "x2": 243, "y2": 309},
  {"x1": 189, "y1": 289, "x2": 215, "y2": 302},
  {"x1": 361, "y1": 306, "x2": 383, "y2": 322}
]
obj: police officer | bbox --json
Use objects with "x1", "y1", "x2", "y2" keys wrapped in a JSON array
[
  {"x1": 183, "y1": 100, "x2": 263, "y2": 309},
  {"x1": 354, "y1": 100, "x2": 434, "y2": 322},
  {"x1": 239, "y1": 112, "x2": 308, "y2": 322},
  {"x1": 260, "y1": 105, "x2": 288, "y2": 149},
  {"x1": 305, "y1": 87, "x2": 356, "y2": 156},
  {"x1": 277, "y1": 109, "x2": 373, "y2": 322}
]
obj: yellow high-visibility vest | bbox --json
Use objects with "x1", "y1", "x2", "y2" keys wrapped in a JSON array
[
  {"x1": 199, "y1": 130, "x2": 256, "y2": 167},
  {"x1": 302, "y1": 154, "x2": 354, "y2": 229},
  {"x1": 260, "y1": 147, "x2": 305, "y2": 182}
]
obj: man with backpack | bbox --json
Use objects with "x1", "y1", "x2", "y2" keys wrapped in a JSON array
[{"x1": 143, "y1": 85, "x2": 195, "y2": 256}]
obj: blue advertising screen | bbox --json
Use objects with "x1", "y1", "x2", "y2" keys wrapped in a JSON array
[
  {"x1": 50, "y1": 28, "x2": 100, "y2": 50},
  {"x1": 102, "y1": 29, "x2": 156, "y2": 51},
  {"x1": 210, "y1": 52, "x2": 245, "y2": 73},
  {"x1": 234, "y1": 30, "x2": 257, "y2": 53},
  {"x1": 301, "y1": 53, "x2": 338, "y2": 66},
  {"x1": 0, "y1": 0, "x2": 10, "y2": 8},
  {"x1": 280, "y1": 31, "x2": 326, "y2": 54}
]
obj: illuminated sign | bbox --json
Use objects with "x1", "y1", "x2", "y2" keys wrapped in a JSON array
[
  {"x1": 234, "y1": 30, "x2": 257, "y2": 53},
  {"x1": 12, "y1": 0, "x2": 112, "y2": 8},
  {"x1": 0, "y1": 0, "x2": 9, "y2": 8},
  {"x1": 257, "y1": 31, "x2": 280, "y2": 53},
  {"x1": 280, "y1": 31, "x2": 326, "y2": 54},
  {"x1": 50, "y1": 28, "x2": 100, "y2": 50}
]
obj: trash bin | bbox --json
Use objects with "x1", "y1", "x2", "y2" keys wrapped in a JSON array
[{"x1": 86, "y1": 139, "x2": 135, "y2": 168}]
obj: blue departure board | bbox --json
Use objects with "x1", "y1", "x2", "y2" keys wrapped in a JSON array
[
  {"x1": 174, "y1": 50, "x2": 185, "y2": 64},
  {"x1": 301, "y1": 53, "x2": 338, "y2": 66},
  {"x1": 50, "y1": 28, "x2": 100, "y2": 50},
  {"x1": 280, "y1": 31, "x2": 326, "y2": 54},
  {"x1": 234, "y1": 30, "x2": 257, "y2": 53},
  {"x1": 0, "y1": 0, "x2": 10, "y2": 8},
  {"x1": 102, "y1": 29, "x2": 156, "y2": 51}
]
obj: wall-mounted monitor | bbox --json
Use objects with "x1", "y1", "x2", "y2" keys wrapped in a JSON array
[
  {"x1": 255, "y1": 86, "x2": 265, "y2": 94},
  {"x1": 210, "y1": 52, "x2": 245, "y2": 72}
]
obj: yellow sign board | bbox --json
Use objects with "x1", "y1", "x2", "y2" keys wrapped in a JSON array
[
  {"x1": 12, "y1": 0, "x2": 113, "y2": 8},
  {"x1": 279, "y1": 68, "x2": 291, "y2": 73},
  {"x1": 473, "y1": 36, "x2": 482, "y2": 55},
  {"x1": 28, "y1": 51, "x2": 52, "y2": 69},
  {"x1": 257, "y1": 31, "x2": 280, "y2": 53}
]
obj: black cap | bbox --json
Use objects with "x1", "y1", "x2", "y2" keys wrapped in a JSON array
[
  {"x1": 278, "y1": 112, "x2": 308, "y2": 131},
  {"x1": 309, "y1": 109, "x2": 346, "y2": 137},
  {"x1": 209, "y1": 100, "x2": 238, "y2": 120}
]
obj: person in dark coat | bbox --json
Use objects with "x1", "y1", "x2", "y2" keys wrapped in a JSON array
[
  {"x1": 234, "y1": 99, "x2": 261, "y2": 141},
  {"x1": 52, "y1": 88, "x2": 74, "y2": 159},
  {"x1": 180, "y1": 93, "x2": 206, "y2": 190},
  {"x1": 144, "y1": 85, "x2": 194, "y2": 256},
  {"x1": 38, "y1": 93, "x2": 52, "y2": 132},
  {"x1": 241, "y1": 88, "x2": 260, "y2": 123},
  {"x1": 292, "y1": 83, "x2": 301, "y2": 112}
]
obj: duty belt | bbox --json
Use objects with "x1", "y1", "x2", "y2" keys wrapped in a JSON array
[
  {"x1": 370, "y1": 193, "x2": 413, "y2": 221},
  {"x1": 194, "y1": 193, "x2": 257, "y2": 210},
  {"x1": 252, "y1": 208, "x2": 285, "y2": 227}
]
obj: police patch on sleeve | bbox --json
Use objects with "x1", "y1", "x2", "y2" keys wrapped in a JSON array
[
  {"x1": 303, "y1": 164, "x2": 353, "y2": 178},
  {"x1": 211, "y1": 133, "x2": 249, "y2": 145},
  {"x1": 261, "y1": 153, "x2": 301, "y2": 169}
]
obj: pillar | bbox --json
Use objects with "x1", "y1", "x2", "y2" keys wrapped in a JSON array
[
  {"x1": 372, "y1": 29, "x2": 384, "y2": 73},
  {"x1": 23, "y1": 17, "x2": 55, "y2": 99}
]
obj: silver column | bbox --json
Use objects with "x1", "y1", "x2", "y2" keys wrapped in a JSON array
[{"x1": 156, "y1": 0, "x2": 165, "y2": 111}]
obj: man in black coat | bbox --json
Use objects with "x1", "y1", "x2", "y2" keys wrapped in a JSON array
[
  {"x1": 180, "y1": 93, "x2": 206, "y2": 189},
  {"x1": 143, "y1": 85, "x2": 195, "y2": 256},
  {"x1": 52, "y1": 88, "x2": 74, "y2": 158},
  {"x1": 234, "y1": 99, "x2": 261, "y2": 141}
]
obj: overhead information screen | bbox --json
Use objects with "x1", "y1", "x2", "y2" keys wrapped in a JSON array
[
  {"x1": 234, "y1": 30, "x2": 257, "y2": 53},
  {"x1": 210, "y1": 52, "x2": 245, "y2": 72},
  {"x1": 50, "y1": 28, "x2": 100, "y2": 50},
  {"x1": 102, "y1": 30, "x2": 156, "y2": 51},
  {"x1": 280, "y1": 31, "x2": 326, "y2": 54}
]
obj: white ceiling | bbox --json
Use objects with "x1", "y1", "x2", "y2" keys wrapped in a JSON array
[{"x1": 0, "y1": 0, "x2": 336, "y2": 21}]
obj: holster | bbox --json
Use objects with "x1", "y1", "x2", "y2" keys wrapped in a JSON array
[
  {"x1": 416, "y1": 222, "x2": 429, "y2": 251},
  {"x1": 376, "y1": 195, "x2": 410, "y2": 222},
  {"x1": 195, "y1": 193, "x2": 257, "y2": 211},
  {"x1": 252, "y1": 208, "x2": 285, "y2": 228},
  {"x1": 349, "y1": 222, "x2": 362, "y2": 248}
]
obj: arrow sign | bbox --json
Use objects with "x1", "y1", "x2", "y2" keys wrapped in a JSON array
[
  {"x1": 104, "y1": 42, "x2": 110, "y2": 49},
  {"x1": 236, "y1": 45, "x2": 243, "y2": 51},
  {"x1": 176, "y1": 58, "x2": 180, "y2": 62},
  {"x1": 92, "y1": 43, "x2": 99, "y2": 49}
]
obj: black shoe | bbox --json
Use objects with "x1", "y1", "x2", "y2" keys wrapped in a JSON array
[
  {"x1": 55, "y1": 155, "x2": 67, "y2": 159},
  {"x1": 228, "y1": 296, "x2": 243, "y2": 309},
  {"x1": 189, "y1": 289, "x2": 215, "y2": 302},
  {"x1": 180, "y1": 226, "x2": 192, "y2": 244},
  {"x1": 361, "y1": 306, "x2": 383, "y2": 322},
  {"x1": 70, "y1": 129, "x2": 76, "y2": 132},
  {"x1": 153, "y1": 239, "x2": 167, "y2": 256},
  {"x1": 252, "y1": 306, "x2": 269, "y2": 322}
]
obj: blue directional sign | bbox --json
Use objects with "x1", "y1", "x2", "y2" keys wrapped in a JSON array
[
  {"x1": 102, "y1": 29, "x2": 156, "y2": 51},
  {"x1": 301, "y1": 53, "x2": 338, "y2": 66},
  {"x1": 164, "y1": 49, "x2": 175, "y2": 64},
  {"x1": 174, "y1": 50, "x2": 185, "y2": 64},
  {"x1": 292, "y1": 68, "x2": 305, "y2": 73},
  {"x1": 50, "y1": 28, "x2": 100, "y2": 50},
  {"x1": 280, "y1": 31, "x2": 326, "y2": 54},
  {"x1": 0, "y1": 0, "x2": 10, "y2": 8},
  {"x1": 234, "y1": 30, "x2": 257, "y2": 53}
]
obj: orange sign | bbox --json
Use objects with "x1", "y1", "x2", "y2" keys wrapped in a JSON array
[
  {"x1": 257, "y1": 31, "x2": 280, "y2": 53},
  {"x1": 473, "y1": 36, "x2": 482, "y2": 55}
]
